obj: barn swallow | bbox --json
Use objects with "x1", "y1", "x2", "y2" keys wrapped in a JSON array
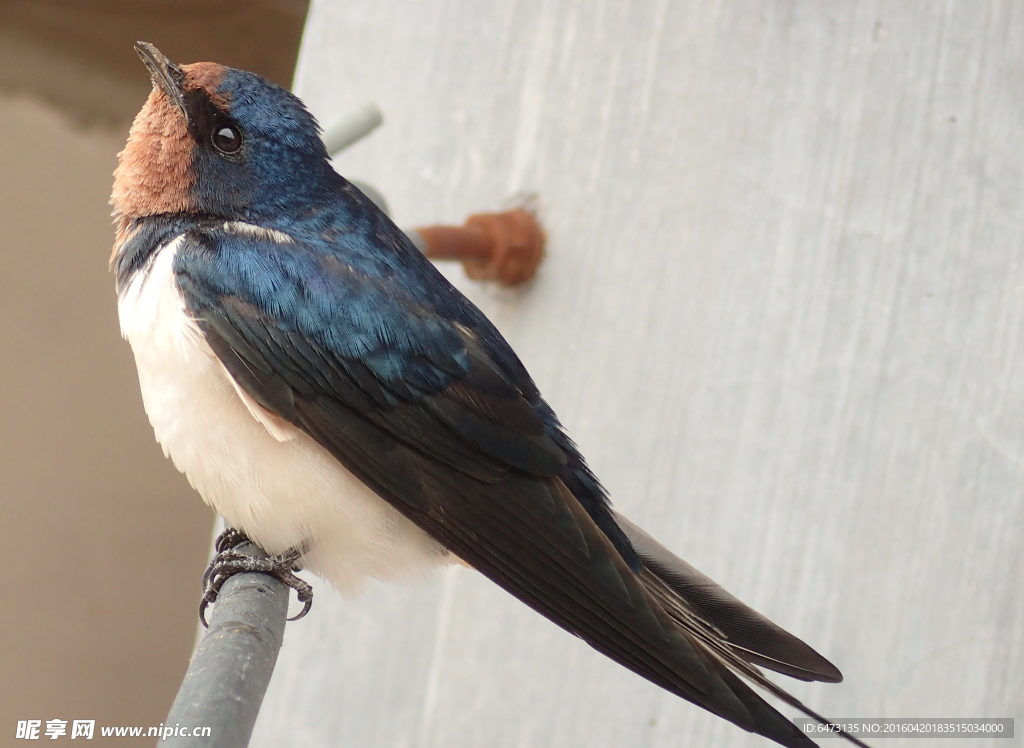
[{"x1": 111, "y1": 42, "x2": 865, "y2": 748}]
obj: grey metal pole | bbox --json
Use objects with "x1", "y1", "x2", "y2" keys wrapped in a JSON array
[{"x1": 160, "y1": 541, "x2": 289, "y2": 747}]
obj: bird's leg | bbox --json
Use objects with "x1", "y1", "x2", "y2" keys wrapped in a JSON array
[{"x1": 199, "y1": 527, "x2": 314, "y2": 627}]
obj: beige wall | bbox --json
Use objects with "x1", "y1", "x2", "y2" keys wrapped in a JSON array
[
  {"x1": 0, "y1": 94, "x2": 213, "y2": 742},
  {"x1": 0, "y1": 5, "x2": 307, "y2": 740},
  {"x1": 0, "y1": 1, "x2": 308, "y2": 126}
]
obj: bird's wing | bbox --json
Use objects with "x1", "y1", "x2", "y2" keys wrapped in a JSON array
[{"x1": 173, "y1": 226, "x2": 833, "y2": 748}]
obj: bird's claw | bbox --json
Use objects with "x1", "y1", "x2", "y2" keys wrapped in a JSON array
[{"x1": 200, "y1": 527, "x2": 314, "y2": 627}]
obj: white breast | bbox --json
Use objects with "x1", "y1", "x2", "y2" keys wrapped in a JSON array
[{"x1": 117, "y1": 236, "x2": 449, "y2": 593}]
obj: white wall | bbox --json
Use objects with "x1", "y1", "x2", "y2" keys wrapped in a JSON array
[{"x1": 252, "y1": 2, "x2": 1024, "y2": 746}]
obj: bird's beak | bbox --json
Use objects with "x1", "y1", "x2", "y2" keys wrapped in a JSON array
[{"x1": 135, "y1": 42, "x2": 189, "y2": 125}]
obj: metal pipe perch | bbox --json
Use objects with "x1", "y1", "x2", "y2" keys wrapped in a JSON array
[{"x1": 161, "y1": 540, "x2": 288, "y2": 747}]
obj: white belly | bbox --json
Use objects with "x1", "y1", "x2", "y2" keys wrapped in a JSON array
[{"x1": 117, "y1": 236, "x2": 449, "y2": 593}]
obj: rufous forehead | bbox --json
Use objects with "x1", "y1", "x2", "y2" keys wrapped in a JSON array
[
  {"x1": 182, "y1": 62, "x2": 231, "y2": 109},
  {"x1": 111, "y1": 82, "x2": 195, "y2": 223}
]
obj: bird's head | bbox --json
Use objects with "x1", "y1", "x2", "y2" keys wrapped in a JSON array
[{"x1": 112, "y1": 42, "x2": 333, "y2": 226}]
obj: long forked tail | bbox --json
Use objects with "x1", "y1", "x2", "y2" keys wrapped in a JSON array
[{"x1": 614, "y1": 512, "x2": 871, "y2": 748}]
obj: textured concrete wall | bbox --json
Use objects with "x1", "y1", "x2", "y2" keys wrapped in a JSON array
[{"x1": 252, "y1": 2, "x2": 1023, "y2": 746}]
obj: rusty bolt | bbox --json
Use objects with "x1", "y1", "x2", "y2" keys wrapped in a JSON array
[{"x1": 414, "y1": 208, "x2": 545, "y2": 286}]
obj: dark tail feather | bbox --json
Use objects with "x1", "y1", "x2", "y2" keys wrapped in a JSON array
[
  {"x1": 615, "y1": 512, "x2": 871, "y2": 748},
  {"x1": 615, "y1": 512, "x2": 841, "y2": 682}
]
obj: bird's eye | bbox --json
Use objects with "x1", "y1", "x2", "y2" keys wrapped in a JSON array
[{"x1": 212, "y1": 123, "x2": 242, "y2": 154}]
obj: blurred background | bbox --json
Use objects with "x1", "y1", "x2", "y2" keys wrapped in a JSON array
[
  {"x1": 0, "y1": 0, "x2": 309, "y2": 740},
  {"x1": 3, "y1": 2, "x2": 1022, "y2": 747}
]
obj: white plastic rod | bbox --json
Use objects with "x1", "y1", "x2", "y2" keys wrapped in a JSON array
[{"x1": 323, "y1": 102, "x2": 384, "y2": 157}]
